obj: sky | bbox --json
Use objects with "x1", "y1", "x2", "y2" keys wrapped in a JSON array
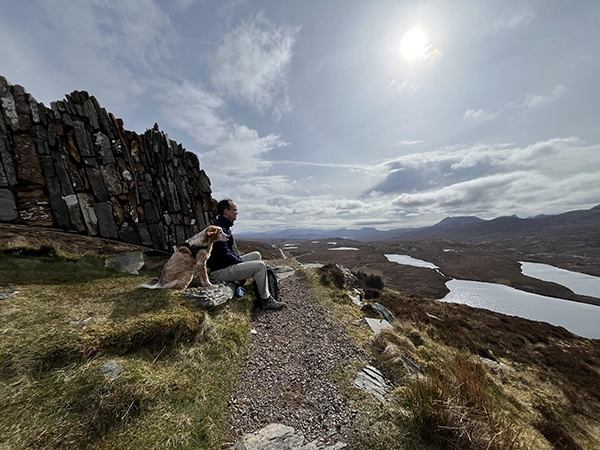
[{"x1": 2, "y1": 0, "x2": 600, "y2": 233}]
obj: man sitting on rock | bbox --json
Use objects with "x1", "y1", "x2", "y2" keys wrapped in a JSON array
[{"x1": 207, "y1": 199, "x2": 286, "y2": 311}]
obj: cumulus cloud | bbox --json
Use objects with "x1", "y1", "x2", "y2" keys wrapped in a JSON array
[
  {"x1": 523, "y1": 85, "x2": 567, "y2": 109},
  {"x1": 220, "y1": 135, "x2": 600, "y2": 232},
  {"x1": 463, "y1": 109, "x2": 499, "y2": 122},
  {"x1": 203, "y1": 125, "x2": 288, "y2": 175},
  {"x1": 366, "y1": 137, "x2": 600, "y2": 222},
  {"x1": 210, "y1": 11, "x2": 300, "y2": 116},
  {"x1": 158, "y1": 80, "x2": 228, "y2": 146}
]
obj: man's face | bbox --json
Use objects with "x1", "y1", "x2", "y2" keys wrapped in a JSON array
[{"x1": 223, "y1": 202, "x2": 238, "y2": 222}]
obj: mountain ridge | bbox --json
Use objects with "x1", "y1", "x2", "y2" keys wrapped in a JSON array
[{"x1": 238, "y1": 204, "x2": 600, "y2": 244}]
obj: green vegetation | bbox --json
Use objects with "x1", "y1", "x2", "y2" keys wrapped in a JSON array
[
  {"x1": 2, "y1": 240, "x2": 599, "y2": 450},
  {"x1": 352, "y1": 270, "x2": 385, "y2": 290},
  {"x1": 0, "y1": 242, "x2": 253, "y2": 450},
  {"x1": 310, "y1": 264, "x2": 600, "y2": 450}
]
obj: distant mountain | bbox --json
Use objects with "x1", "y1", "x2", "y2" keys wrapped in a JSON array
[
  {"x1": 238, "y1": 205, "x2": 600, "y2": 248},
  {"x1": 237, "y1": 227, "x2": 380, "y2": 241},
  {"x1": 380, "y1": 205, "x2": 600, "y2": 258}
]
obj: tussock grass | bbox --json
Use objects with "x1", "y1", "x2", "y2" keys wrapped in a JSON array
[
  {"x1": 0, "y1": 245, "x2": 253, "y2": 449},
  {"x1": 306, "y1": 268, "x2": 599, "y2": 450}
]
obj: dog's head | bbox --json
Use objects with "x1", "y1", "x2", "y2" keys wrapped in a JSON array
[{"x1": 205, "y1": 225, "x2": 228, "y2": 243}]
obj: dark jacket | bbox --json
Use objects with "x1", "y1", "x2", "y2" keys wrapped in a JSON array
[{"x1": 207, "y1": 216, "x2": 243, "y2": 271}]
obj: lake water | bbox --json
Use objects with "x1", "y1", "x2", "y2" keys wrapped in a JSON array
[
  {"x1": 385, "y1": 254, "x2": 600, "y2": 339},
  {"x1": 441, "y1": 280, "x2": 600, "y2": 339},
  {"x1": 520, "y1": 262, "x2": 600, "y2": 298},
  {"x1": 384, "y1": 254, "x2": 438, "y2": 269}
]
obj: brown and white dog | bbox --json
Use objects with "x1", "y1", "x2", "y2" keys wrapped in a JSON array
[{"x1": 141, "y1": 225, "x2": 227, "y2": 289}]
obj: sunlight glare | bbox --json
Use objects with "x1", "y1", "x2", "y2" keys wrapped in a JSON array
[{"x1": 400, "y1": 27, "x2": 427, "y2": 61}]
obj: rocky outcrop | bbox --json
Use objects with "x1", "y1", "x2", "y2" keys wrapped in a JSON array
[{"x1": 0, "y1": 75, "x2": 216, "y2": 251}]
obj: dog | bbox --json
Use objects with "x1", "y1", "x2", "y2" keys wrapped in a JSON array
[{"x1": 140, "y1": 225, "x2": 227, "y2": 290}]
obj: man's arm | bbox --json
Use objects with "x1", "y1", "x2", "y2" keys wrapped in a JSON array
[{"x1": 209, "y1": 241, "x2": 244, "y2": 270}]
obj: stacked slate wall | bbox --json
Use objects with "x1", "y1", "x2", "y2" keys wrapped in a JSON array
[{"x1": 0, "y1": 75, "x2": 216, "y2": 251}]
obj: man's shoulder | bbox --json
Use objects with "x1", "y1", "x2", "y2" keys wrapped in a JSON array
[{"x1": 213, "y1": 216, "x2": 233, "y2": 230}]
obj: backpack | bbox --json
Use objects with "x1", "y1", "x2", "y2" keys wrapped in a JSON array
[{"x1": 253, "y1": 266, "x2": 280, "y2": 301}]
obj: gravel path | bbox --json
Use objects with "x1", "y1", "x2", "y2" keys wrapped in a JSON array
[{"x1": 229, "y1": 270, "x2": 366, "y2": 445}]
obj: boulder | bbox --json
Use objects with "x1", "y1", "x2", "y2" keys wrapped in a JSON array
[
  {"x1": 104, "y1": 251, "x2": 145, "y2": 275},
  {"x1": 185, "y1": 283, "x2": 236, "y2": 308}
]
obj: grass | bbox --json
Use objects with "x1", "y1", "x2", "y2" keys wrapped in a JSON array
[
  {"x1": 0, "y1": 243, "x2": 254, "y2": 449},
  {"x1": 306, "y1": 265, "x2": 600, "y2": 450},
  {"x1": 3, "y1": 240, "x2": 600, "y2": 449}
]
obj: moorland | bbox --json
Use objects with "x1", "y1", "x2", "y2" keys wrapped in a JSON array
[{"x1": 1, "y1": 222, "x2": 600, "y2": 450}]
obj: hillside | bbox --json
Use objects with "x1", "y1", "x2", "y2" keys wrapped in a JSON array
[
  {"x1": 1, "y1": 228, "x2": 600, "y2": 449},
  {"x1": 242, "y1": 205, "x2": 600, "y2": 263}
]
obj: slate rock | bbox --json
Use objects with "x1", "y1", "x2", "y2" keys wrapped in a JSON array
[
  {"x1": 361, "y1": 302, "x2": 396, "y2": 323},
  {"x1": 94, "y1": 202, "x2": 118, "y2": 239},
  {"x1": 104, "y1": 251, "x2": 145, "y2": 275},
  {"x1": 273, "y1": 265, "x2": 295, "y2": 280},
  {"x1": 0, "y1": 188, "x2": 19, "y2": 221},
  {"x1": 185, "y1": 283, "x2": 235, "y2": 308},
  {"x1": 233, "y1": 423, "x2": 347, "y2": 450},
  {"x1": 353, "y1": 365, "x2": 393, "y2": 404},
  {"x1": 360, "y1": 317, "x2": 394, "y2": 334}
]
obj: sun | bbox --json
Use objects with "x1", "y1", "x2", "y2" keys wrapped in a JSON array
[{"x1": 400, "y1": 27, "x2": 427, "y2": 61}]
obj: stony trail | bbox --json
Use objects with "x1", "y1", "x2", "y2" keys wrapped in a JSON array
[{"x1": 228, "y1": 271, "x2": 367, "y2": 446}]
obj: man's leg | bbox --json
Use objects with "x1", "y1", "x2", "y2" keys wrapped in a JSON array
[
  {"x1": 211, "y1": 260, "x2": 269, "y2": 296},
  {"x1": 241, "y1": 251, "x2": 261, "y2": 262},
  {"x1": 210, "y1": 259, "x2": 285, "y2": 310}
]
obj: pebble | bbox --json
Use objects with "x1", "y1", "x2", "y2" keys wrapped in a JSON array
[{"x1": 229, "y1": 272, "x2": 366, "y2": 445}]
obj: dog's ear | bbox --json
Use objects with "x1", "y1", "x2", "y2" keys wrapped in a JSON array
[{"x1": 207, "y1": 226, "x2": 217, "y2": 236}]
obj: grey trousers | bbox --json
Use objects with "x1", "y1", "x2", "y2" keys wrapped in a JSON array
[{"x1": 209, "y1": 251, "x2": 271, "y2": 300}]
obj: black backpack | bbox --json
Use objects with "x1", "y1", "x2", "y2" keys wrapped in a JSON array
[{"x1": 253, "y1": 266, "x2": 280, "y2": 301}]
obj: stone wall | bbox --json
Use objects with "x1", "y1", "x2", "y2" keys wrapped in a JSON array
[{"x1": 0, "y1": 75, "x2": 216, "y2": 251}]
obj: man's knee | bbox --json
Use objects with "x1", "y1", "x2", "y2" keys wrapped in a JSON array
[{"x1": 242, "y1": 251, "x2": 262, "y2": 262}]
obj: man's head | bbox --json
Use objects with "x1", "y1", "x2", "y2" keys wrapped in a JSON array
[{"x1": 217, "y1": 198, "x2": 238, "y2": 222}]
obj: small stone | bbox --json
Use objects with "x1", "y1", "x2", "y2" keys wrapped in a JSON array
[
  {"x1": 100, "y1": 360, "x2": 124, "y2": 380},
  {"x1": 69, "y1": 317, "x2": 93, "y2": 328}
]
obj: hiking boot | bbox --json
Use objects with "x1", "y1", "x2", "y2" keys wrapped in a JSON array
[{"x1": 259, "y1": 296, "x2": 287, "y2": 310}]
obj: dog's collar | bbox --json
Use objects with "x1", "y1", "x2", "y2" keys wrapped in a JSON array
[{"x1": 181, "y1": 242, "x2": 208, "y2": 257}]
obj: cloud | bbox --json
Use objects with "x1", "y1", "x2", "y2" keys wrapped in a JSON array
[
  {"x1": 387, "y1": 77, "x2": 419, "y2": 94},
  {"x1": 0, "y1": 1, "x2": 177, "y2": 109},
  {"x1": 223, "y1": 135, "x2": 600, "y2": 232},
  {"x1": 42, "y1": 0, "x2": 176, "y2": 69},
  {"x1": 389, "y1": 140, "x2": 424, "y2": 147},
  {"x1": 204, "y1": 125, "x2": 288, "y2": 175},
  {"x1": 463, "y1": 109, "x2": 499, "y2": 122},
  {"x1": 464, "y1": 85, "x2": 567, "y2": 123},
  {"x1": 210, "y1": 11, "x2": 300, "y2": 116},
  {"x1": 493, "y1": 9, "x2": 536, "y2": 32},
  {"x1": 158, "y1": 80, "x2": 288, "y2": 178},
  {"x1": 523, "y1": 85, "x2": 567, "y2": 109},
  {"x1": 158, "y1": 80, "x2": 229, "y2": 146},
  {"x1": 365, "y1": 137, "x2": 600, "y2": 221}
]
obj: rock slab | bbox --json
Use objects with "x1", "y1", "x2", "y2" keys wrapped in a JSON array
[{"x1": 233, "y1": 423, "x2": 347, "y2": 450}]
